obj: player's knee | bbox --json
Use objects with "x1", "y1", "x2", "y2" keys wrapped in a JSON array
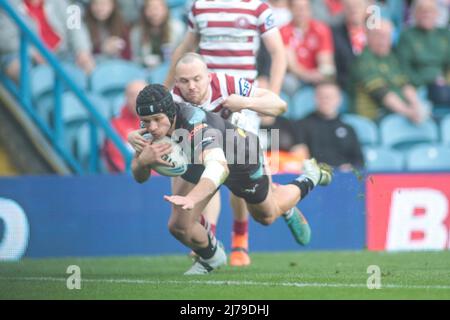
[
  {"x1": 168, "y1": 221, "x2": 188, "y2": 240},
  {"x1": 253, "y1": 214, "x2": 275, "y2": 226}
]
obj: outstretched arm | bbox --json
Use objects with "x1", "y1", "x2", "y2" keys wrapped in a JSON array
[
  {"x1": 165, "y1": 148, "x2": 229, "y2": 210},
  {"x1": 223, "y1": 87, "x2": 287, "y2": 117}
]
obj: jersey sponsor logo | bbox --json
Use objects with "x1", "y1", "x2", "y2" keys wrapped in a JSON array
[
  {"x1": 264, "y1": 13, "x2": 274, "y2": 29},
  {"x1": 238, "y1": 78, "x2": 251, "y2": 96},
  {"x1": 235, "y1": 16, "x2": 250, "y2": 28},
  {"x1": 194, "y1": 136, "x2": 215, "y2": 152},
  {"x1": 203, "y1": 35, "x2": 249, "y2": 43},
  {"x1": 243, "y1": 183, "x2": 259, "y2": 194},
  {"x1": 188, "y1": 123, "x2": 208, "y2": 141},
  {"x1": 237, "y1": 128, "x2": 247, "y2": 138}
]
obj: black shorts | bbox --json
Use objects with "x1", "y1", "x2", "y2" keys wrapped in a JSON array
[{"x1": 181, "y1": 163, "x2": 269, "y2": 204}]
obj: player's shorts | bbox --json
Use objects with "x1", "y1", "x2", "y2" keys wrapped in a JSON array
[{"x1": 181, "y1": 160, "x2": 270, "y2": 204}]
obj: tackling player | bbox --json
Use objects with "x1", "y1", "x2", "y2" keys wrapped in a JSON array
[
  {"x1": 129, "y1": 53, "x2": 311, "y2": 264},
  {"x1": 131, "y1": 84, "x2": 332, "y2": 275},
  {"x1": 161, "y1": 0, "x2": 287, "y2": 267}
]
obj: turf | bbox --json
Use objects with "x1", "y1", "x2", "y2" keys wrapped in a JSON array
[{"x1": 1, "y1": 250, "x2": 450, "y2": 300}]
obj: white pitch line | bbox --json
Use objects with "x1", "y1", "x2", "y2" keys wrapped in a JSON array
[{"x1": 1, "y1": 276, "x2": 450, "y2": 290}]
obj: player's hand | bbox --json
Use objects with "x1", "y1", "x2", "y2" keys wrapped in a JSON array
[
  {"x1": 223, "y1": 94, "x2": 245, "y2": 112},
  {"x1": 138, "y1": 142, "x2": 172, "y2": 168},
  {"x1": 128, "y1": 128, "x2": 148, "y2": 154},
  {"x1": 163, "y1": 195, "x2": 195, "y2": 211}
]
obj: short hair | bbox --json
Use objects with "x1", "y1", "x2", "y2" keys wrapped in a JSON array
[{"x1": 176, "y1": 52, "x2": 207, "y2": 67}]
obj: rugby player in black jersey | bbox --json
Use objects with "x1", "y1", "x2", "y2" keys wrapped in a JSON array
[{"x1": 131, "y1": 84, "x2": 332, "y2": 275}]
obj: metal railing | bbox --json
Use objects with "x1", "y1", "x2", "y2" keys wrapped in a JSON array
[{"x1": 0, "y1": 0, "x2": 132, "y2": 173}]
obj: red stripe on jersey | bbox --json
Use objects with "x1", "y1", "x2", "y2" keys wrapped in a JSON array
[
  {"x1": 207, "y1": 64, "x2": 256, "y2": 70},
  {"x1": 210, "y1": 73, "x2": 222, "y2": 102},
  {"x1": 200, "y1": 49, "x2": 254, "y2": 57},
  {"x1": 194, "y1": 8, "x2": 257, "y2": 16},
  {"x1": 255, "y1": 2, "x2": 270, "y2": 17},
  {"x1": 225, "y1": 74, "x2": 236, "y2": 96},
  {"x1": 207, "y1": 21, "x2": 257, "y2": 30}
]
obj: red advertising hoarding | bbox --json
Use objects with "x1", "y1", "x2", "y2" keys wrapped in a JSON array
[{"x1": 367, "y1": 174, "x2": 450, "y2": 251}]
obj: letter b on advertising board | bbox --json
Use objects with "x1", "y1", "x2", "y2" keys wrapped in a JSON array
[{"x1": 367, "y1": 175, "x2": 450, "y2": 251}]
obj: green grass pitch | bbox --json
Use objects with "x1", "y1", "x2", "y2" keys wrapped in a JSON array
[{"x1": 1, "y1": 250, "x2": 450, "y2": 299}]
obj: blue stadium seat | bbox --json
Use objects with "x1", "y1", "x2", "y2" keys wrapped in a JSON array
[
  {"x1": 31, "y1": 63, "x2": 88, "y2": 99},
  {"x1": 63, "y1": 117, "x2": 107, "y2": 172},
  {"x1": 287, "y1": 86, "x2": 315, "y2": 120},
  {"x1": 61, "y1": 92, "x2": 111, "y2": 123},
  {"x1": 379, "y1": 114, "x2": 439, "y2": 150},
  {"x1": 440, "y1": 114, "x2": 450, "y2": 146},
  {"x1": 30, "y1": 64, "x2": 54, "y2": 99},
  {"x1": 110, "y1": 94, "x2": 126, "y2": 117},
  {"x1": 341, "y1": 114, "x2": 378, "y2": 145},
  {"x1": 32, "y1": 64, "x2": 89, "y2": 123},
  {"x1": 61, "y1": 92, "x2": 89, "y2": 124},
  {"x1": 91, "y1": 60, "x2": 148, "y2": 101},
  {"x1": 405, "y1": 144, "x2": 450, "y2": 171},
  {"x1": 60, "y1": 62, "x2": 88, "y2": 90},
  {"x1": 148, "y1": 63, "x2": 170, "y2": 84},
  {"x1": 363, "y1": 146, "x2": 404, "y2": 172},
  {"x1": 166, "y1": 0, "x2": 187, "y2": 8}
]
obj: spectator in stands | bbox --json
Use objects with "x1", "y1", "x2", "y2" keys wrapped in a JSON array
[
  {"x1": 404, "y1": 0, "x2": 448, "y2": 28},
  {"x1": 350, "y1": 19, "x2": 430, "y2": 123},
  {"x1": 280, "y1": 0, "x2": 336, "y2": 96},
  {"x1": 0, "y1": 0, "x2": 95, "y2": 82},
  {"x1": 291, "y1": 81, "x2": 364, "y2": 170},
  {"x1": 84, "y1": 0, "x2": 131, "y2": 60},
  {"x1": 311, "y1": 0, "x2": 345, "y2": 28},
  {"x1": 103, "y1": 80, "x2": 147, "y2": 172},
  {"x1": 332, "y1": 0, "x2": 369, "y2": 91},
  {"x1": 258, "y1": 114, "x2": 304, "y2": 174},
  {"x1": 129, "y1": 0, "x2": 185, "y2": 69},
  {"x1": 397, "y1": 0, "x2": 450, "y2": 108},
  {"x1": 259, "y1": 114, "x2": 297, "y2": 152}
]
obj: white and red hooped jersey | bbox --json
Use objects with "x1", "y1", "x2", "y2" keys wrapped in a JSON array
[
  {"x1": 187, "y1": 0, "x2": 276, "y2": 81},
  {"x1": 171, "y1": 72, "x2": 260, "y2": 134}
]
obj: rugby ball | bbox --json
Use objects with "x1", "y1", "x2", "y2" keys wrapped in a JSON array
[{"x1": 151, "y1": 136, "x2": 188, "y2": 177}]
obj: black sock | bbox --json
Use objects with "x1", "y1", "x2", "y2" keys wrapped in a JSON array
[
  {"x1": 289, "y1": 176, "x2": 315, "y2": 199},
  {"x1": 194, "y1": 233, "x2": 217, "y2": 259}
]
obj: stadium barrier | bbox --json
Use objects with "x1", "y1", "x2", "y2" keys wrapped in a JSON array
[
  {"x1": 0, "y1": 172, "x2": 365, "y2": 260},
  {"x1": 366, "y1": 173, "x2": 450, "y2": 251}
]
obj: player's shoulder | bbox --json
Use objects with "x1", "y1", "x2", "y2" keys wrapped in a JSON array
[{"x1": 177, "y1": 103, "x2": 208, "y2": 127}]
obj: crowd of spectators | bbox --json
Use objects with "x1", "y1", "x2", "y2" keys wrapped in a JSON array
[{"x1": 0, "y1": 0, "x2": 448, "y2": 173}]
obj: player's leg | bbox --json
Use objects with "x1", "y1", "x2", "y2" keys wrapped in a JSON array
[
  {"x1": 246, "y1": 159, "x2": 332, "y2": 243},
  {"x1": 189, "y1": 189, "x2": 220, "y2": 258},
  {"x1": 168, "y1": 176, "x2": 211, "y2": 249},
  {"x1": 229, "y1": 194, "x2": 251, "y2": 266},
  {"x1": 203, "y1": 191, "x2": 220, "y2": 235},
  {"x1": 169, "y1": 176, "x2": 226, "y2": 275}
]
